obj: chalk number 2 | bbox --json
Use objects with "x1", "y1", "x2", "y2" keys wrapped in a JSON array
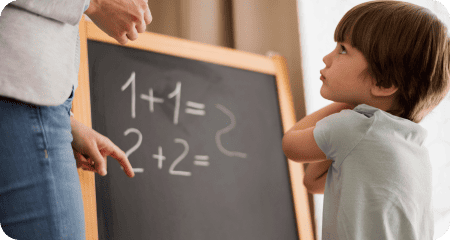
[{"x1": 123, "y1": 128, "x2": 192, "y2": 176}]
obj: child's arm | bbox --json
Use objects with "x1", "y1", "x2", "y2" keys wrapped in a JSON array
[
  {"x1": 282, "y1": 102, "x2": 354, "y2": 162},
  {"x1": 282, "y1": 102, "x2": 354, "y2": 193},
  {"x1": 303, "y1": 160, "x2": 332, "y2": 194}
]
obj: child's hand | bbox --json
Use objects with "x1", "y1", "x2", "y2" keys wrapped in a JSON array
[
  {"x1": 304, "y1": 160, "x2": 332, "y2": 194},
  {"x1": 70, "y1": 117, "x2": 135, "y2": 178}
]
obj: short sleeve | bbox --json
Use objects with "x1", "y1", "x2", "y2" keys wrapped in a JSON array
[{"x1": 313, "y1": 109, "x2": 374, "y2": 167}]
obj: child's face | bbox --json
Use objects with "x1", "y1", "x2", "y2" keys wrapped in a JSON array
[{"x1": 320, "y1": 41, "x2": 373, "y2": 106}]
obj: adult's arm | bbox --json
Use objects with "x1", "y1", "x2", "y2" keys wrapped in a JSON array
[{"x1": 10, "y1": 0, "x2": 152, "y2": 45}]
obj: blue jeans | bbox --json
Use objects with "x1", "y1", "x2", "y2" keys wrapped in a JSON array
[{"x1": 0, "y1": 89, "x2": 85, "y2": 240}]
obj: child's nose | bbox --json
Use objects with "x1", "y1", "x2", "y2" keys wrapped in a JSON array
[{"x1": 323, "y1": 52, "x2": 332, "y2": 68}]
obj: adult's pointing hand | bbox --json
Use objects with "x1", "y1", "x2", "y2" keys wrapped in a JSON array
[{"x1": 70, "y1": 116, "x2": 135, "y2": 178}]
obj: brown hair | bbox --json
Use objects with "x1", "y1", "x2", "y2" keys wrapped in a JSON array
[{"x1": 335, "y1": 0, "x2": 450, "y2": 122}]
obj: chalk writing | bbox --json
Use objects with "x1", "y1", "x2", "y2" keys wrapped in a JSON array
[
  {"x1": 119, "y1": 72, "x2": 247, "y2": 176},
  {"x1": 215, "y1": 104, "x2": 247, "y2": 159}
]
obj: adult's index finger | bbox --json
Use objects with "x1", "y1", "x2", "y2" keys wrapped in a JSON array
[{"x1": 109, "y1": 143, "x2": 135, "y2": 178}]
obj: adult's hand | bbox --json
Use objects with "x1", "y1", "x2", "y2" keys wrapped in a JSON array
[
  {"x1": 84, "y1": 0, "x2": 152, "y2": 45},
  {"x1": 70, "y1": 116, "x2": 135, "y2": 178}
]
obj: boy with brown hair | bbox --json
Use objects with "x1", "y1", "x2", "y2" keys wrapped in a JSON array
[{"x1": 282, "y1": 1, "x2": 450, "y2": 239}]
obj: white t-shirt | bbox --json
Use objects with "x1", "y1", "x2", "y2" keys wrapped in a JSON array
[{"x1": 314, "y1": 104, "x2": 434, "y2": 240}]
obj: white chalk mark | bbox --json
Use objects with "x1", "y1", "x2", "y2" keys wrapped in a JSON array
[
  {"x1": 121, "y1": 72, "x2": 136, "y2": 119},
  {"x1": 194, "y1": 161, "x2": 209, "y2": 167},
  {"x1": 186, "y1": 101, "x2": 205, "y2": 109},
  {"x1": 215, "y1": 104, "x2": 247, "y2": 158},
  {"x1": 194, "y1": 155, "x2": 209, "y2": 167},
  {"x1": 120, "y1": 166, "x2": 144, "y2": 173},
  {"x1": 141, "y1": 88, "x2": 164, "y2": 113},
  {"x1": 122, "y1": 128, "x2": 144, "y2": 173},
  {"x1": 194, "y1": 155, "x2": 209, "y2": 161},
  {"x1": 152, "y1": 146, "x2": 166, "y2": 169},
  {"x1": 124, "y1": 128, "x2": 142, "y2": 158},
  {"x1": 169, "y1": 138, "x2": 192, "y2": 176},
  {"x1": 168, "y1": 82, "x2": 181, "y2": 125},
  {"x1": 185, "y1": 108, "x2": 206, "y2": 116}
]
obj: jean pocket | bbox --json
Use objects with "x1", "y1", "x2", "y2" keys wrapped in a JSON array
[{"x1": 63, "y1": 86, "x2": 75, "y2": 116}]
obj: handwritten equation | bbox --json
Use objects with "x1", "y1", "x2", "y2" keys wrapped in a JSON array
[{"x1": 120, "y1": 71, "x2": 247, "y2": 176}]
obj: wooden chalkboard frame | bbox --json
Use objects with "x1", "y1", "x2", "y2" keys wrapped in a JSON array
[{"x1": 73, "y1": 18, "x2": 313, "y2": 240}]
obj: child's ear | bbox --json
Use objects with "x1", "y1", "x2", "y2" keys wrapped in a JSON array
[
  {"x1": 364, "y1": 71, "x2": 398, "y2": 97},
  {"x1": 370, "y1": 83, "x2": 398, "y2": 97}
]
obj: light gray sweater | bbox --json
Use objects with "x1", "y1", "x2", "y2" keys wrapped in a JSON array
[{"x1": 0, "y1": 0, "x2": 90, "y2": 106}]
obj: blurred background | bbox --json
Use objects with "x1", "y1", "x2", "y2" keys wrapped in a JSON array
[{"x1": 143, "y1": 0, "x2": 450, "y2": 239}]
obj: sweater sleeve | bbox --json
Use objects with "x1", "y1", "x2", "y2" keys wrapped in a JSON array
[{"x1": 10, "y1": 0, "x2": 90, "y2": 25}]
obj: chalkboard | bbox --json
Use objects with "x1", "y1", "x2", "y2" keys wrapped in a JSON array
[{"x1": 79, "y1": 21, "x2": 313, "y2": 240}]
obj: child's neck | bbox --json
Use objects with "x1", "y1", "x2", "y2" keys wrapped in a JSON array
[{"x1": 357, "y1": 95, "x2": 395, "y2": 112}]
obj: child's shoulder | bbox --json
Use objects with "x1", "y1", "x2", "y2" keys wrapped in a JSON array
[{"x1": 317, "y1": 104, "x2": 375, "y2": 134}]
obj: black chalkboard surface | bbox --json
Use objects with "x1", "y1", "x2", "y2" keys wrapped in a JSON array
[{"x1": 87, "y1": 38, "x2": 299, "y2": 239}]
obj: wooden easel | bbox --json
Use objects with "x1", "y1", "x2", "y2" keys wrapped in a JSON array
[{"x1": 73, "y1": 17, "x2": 314, "y2": 240}]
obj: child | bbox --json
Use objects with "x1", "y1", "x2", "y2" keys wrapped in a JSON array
[{"x1": 282, "y1": 1, "x2": 450, "y2": 239}]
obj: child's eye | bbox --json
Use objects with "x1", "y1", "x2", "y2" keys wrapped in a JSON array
[{"x1": 339, "y1": 44, "x2": 347, "y2": 54}]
